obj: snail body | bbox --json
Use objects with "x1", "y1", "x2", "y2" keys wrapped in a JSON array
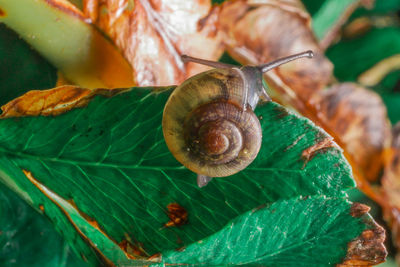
[{"x1": 162, "y1": 51, "x2": 313, "y2": 187}]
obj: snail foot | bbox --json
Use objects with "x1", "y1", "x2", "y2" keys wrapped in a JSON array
[{"x1": 197, "y1": 174, "x2": 213, "y2": 188}]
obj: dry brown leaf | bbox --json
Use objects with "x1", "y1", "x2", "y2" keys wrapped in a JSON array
[
  {"x1": 382, "y1": 123, "x2": 400, "y2": 263},
  {"x1": 0, "y1": 86, "x2": 126, "y2": 118},
  {"x1": 219, "y1": 0, "x2": 333, "y2": 99},
  {"x1": 310, "y1": 83, "x2": 392, "y2": 182},
  {"x1": 83, "y1": 0, "x2": 225, "y2": 86}
]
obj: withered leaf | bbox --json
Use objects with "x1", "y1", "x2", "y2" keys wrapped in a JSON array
[
  {"x1": 382, "y1": 122, "x2": 400, "y2": 262},
  {"x1": 219, "y1": 0, "x2": 333, "y2": 98},
  {"x1": 84, "y1": 0, "x2": 225, "y2": 86},
  {"x1": 0, "y1": 86, "x2": 126, "y2": 118},
  {"x1": 310, "y1": 83, "x2": 391, "y2": 182}
]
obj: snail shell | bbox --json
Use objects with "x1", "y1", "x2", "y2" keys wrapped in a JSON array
[{"x1": 162, "y1": 68, "x2": 262, "y2": 177}]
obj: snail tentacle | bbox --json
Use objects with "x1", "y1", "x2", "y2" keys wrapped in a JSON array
[{"x1": 181, "y1": 55, "x2": 238, "y2": 69}]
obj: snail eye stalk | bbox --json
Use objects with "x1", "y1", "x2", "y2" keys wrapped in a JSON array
[
  {"x1": 257, "y1": 50, "x2": 314, "y2": 73},
  {"x1": 181, "y1": 55, "x2": 238, "y2": 69}
]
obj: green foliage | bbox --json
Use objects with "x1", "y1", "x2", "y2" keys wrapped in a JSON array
[
  {"x1": 0, "y1": 24, "x2": 56, "y2": 106},
  {"x1": 382, "y1": 94, "x2": 400, "y2": 124},
  {"x1": 0, "y1": 183, "x2": 84, "y2": 267},
  {"x1": 326, "y1": 27, "x2": 400, "y2": 82},
  {"x1": 351, "y1": 0, "x2": 400, "y2": 18},
  {"x1": 308, "y1": 0, "x2": 359, "y2": 40},
  {"x1": 159, "y1": 197, "x2": 366, "y2": 266}
]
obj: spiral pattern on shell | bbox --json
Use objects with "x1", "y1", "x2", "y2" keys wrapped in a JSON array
[{"x1": 163, "y1": 68, "x2": 262, "y2": 177}]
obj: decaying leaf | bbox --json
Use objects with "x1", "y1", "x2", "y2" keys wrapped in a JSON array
[
  {"x1": 382, "y1": 122, "x2": 400, "y2": 263},
  {"x1": 0, "y1": 85, "x2": 127, "y2": 118},
  {"x1": 84, "y1": 0, "x2": 225, "y2": 86},
  {"x1": 0, "y1": 0, "x2": 135, "y2": 88},
  {"x1": 219, "y1": 0, "x2": 333, "y2": 98},
  {"x1": 310, "y1": 83, "x2": 392, "y2": 182},
  {"x1": 338, "y1": 203, "x2": 387, "y2": 266}
]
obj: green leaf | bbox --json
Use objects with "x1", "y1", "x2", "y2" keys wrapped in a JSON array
[
  {"x1": 158, "y1": 197, "x2": 367, "y2": 266},
  {"x1": 350, "y1": 0, "x2": 400, "y2": 18},
  {"x1": 0, "y1": 86, "x2": 366, "y2": 265},
  {"x1": 0, "y1": 24, "x2": 56, "y2": 106},
  {"x1": 327, "y1": 27, "x2": 400, "y2": 82},
  {"x1": 0, "y1": 183, "x2": 84, "y2": 267},
  {"x1": 301, "y1": 0, "x2": 325, "y2": 16},
  {"x1": 309, "y1": 0, "x2": 360, "y2": 41},
  {"x1": 382, "y1": 93, "x2": 400, "y2": 124}
]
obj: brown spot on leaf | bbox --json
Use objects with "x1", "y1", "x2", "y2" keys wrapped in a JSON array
[
  {"x1": 148, "y1": 253, "x2": 161, "y2": 261},
  {"x1": 301, "y1": 136, "x2": 336, "y2": 166},
  {"x1": 339, "y1": 203, "x2": 387, "y2": 266},
  {"x1": 175, "y1": 246, "x2": 186, "y2": 252},
  {"x1": 118, "y1": 239, "x2": 148, "y2": 259},
  {"x1": 339, "y1": 208, "x2": 387, "y2": 266},
  {"x1": 39, "y1": 204, "x2": 45, "y2": 212},
  {"x1": 0, "y1": 86, "x2": 128, "y2": 118},
  {"x1": 165, "y1": 203, "x2": 188, "y2": 228},
  {"x1": 350, "y1": 203, "x2": 370, "y2": 218}
]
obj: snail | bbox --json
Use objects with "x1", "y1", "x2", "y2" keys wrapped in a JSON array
[{"x1": 162, "y1": 51, "x2": 313, "y2": 187}]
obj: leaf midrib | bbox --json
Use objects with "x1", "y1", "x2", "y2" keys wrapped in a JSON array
[{"x1": 0, "y1": 146, "x2": 306, "y2": 174}]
